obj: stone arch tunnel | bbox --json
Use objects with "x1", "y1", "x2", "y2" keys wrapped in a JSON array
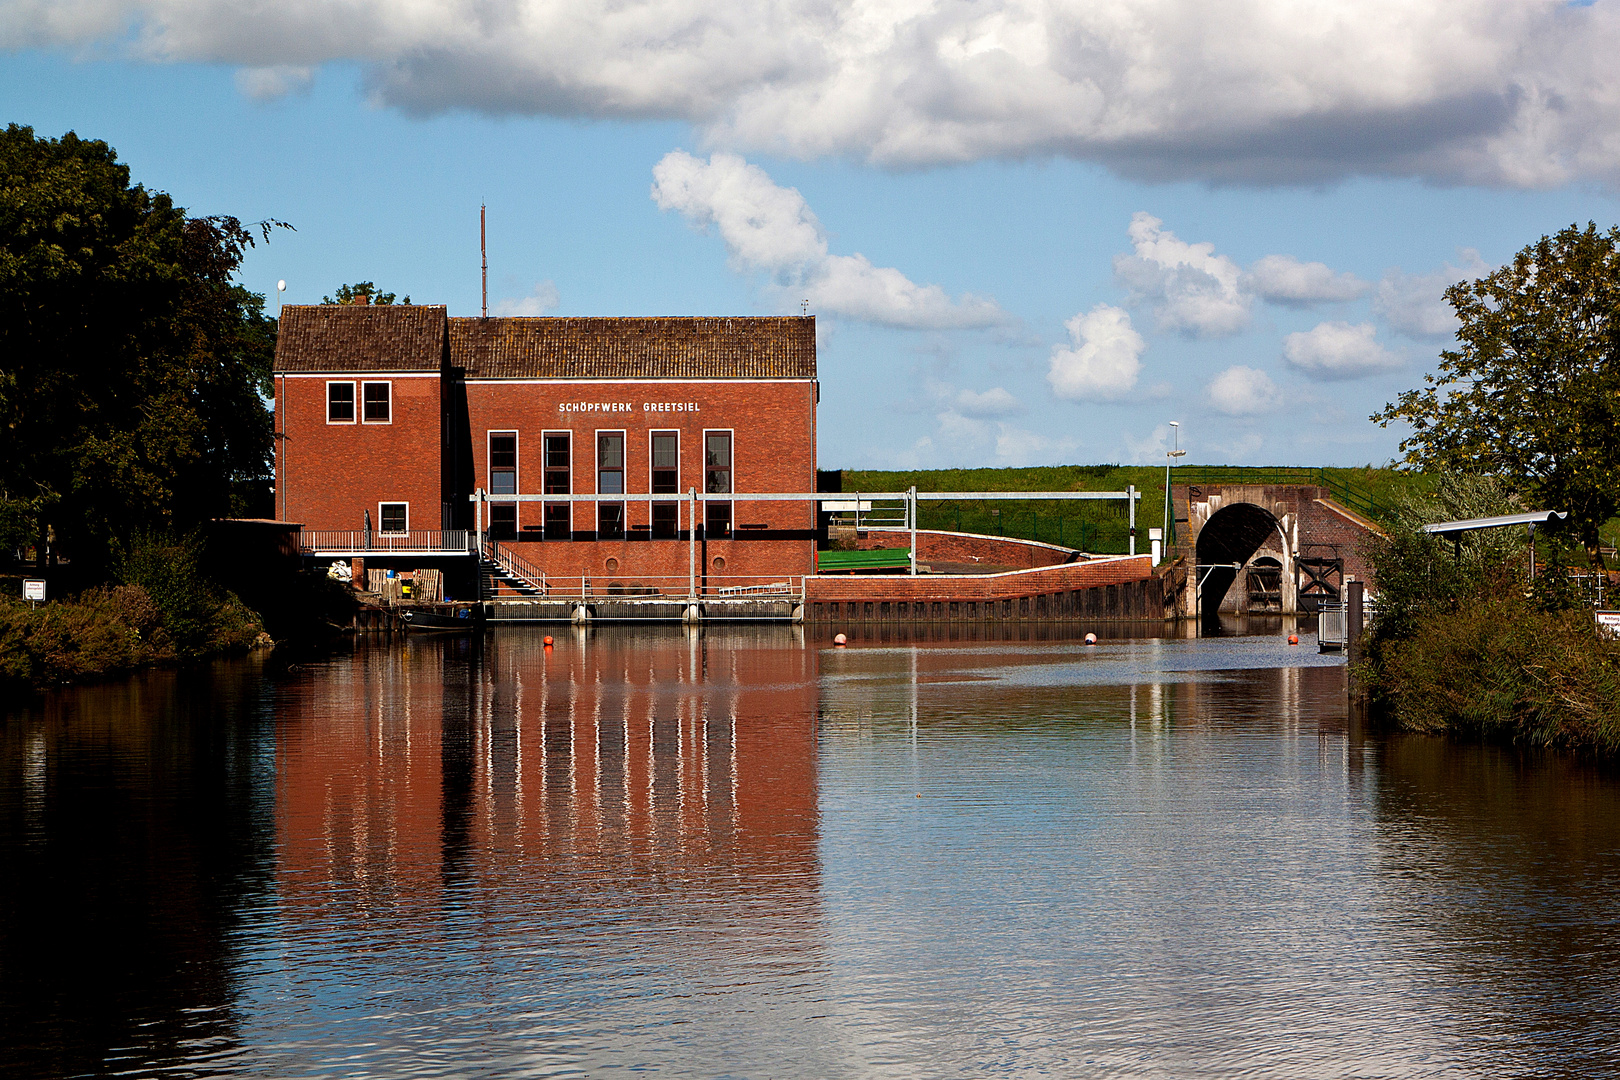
[{"x1": 1173, "y1": 484, "x2": 1382, "y2": 622}]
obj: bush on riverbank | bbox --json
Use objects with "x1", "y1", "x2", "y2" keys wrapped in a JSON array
[
  {"x1": 1363, "y1": 473, "x2": 1620, "y2": 756},
  {"x1": 1370, "y1": 595, "x2": 1620, "y2": 756},
  {"x1": 1, "y1": 535, "x2": 265, "y2": 689}
]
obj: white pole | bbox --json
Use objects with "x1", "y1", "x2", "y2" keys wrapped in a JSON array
[
  {"x1": 909, "y1": 485, "x2": 917, "y2": 576},
  {"x1": 688, "y1": 487, "x2": 697, "y2": 599},
  {"x1": 1128, "y1": 484, "x2": 1137, "y2": 555}
]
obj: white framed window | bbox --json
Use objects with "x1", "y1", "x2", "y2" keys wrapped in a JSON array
[
  {"x1": 597, "y1": 430, "x2": 625, "y2": 539},
  {"x1": 542, "y1": 430, "x2": 571, "y2": 540},
  {"x1": 650, "y1": 430, "x2": 680, "y2": 494},
  {"x1": 703, "y1": 429, "x2": 733, "y2": 540},
  {"x1": 326, "y1": 381, "x2": 356, "y2": 424},
  {"x1": 379, "y1": 502, "x2": 408, "y2": 534},
  {"x1": 489, "y1": 431, "x2": 518, "y2": 494},
  {"x1": 361, "y1": 381, "x2": 392, "y2": 423},
  {"x1": 543, "y1": 431, "x2": 571, "y2": 494},
  {"x1": 703, "y1": 429, "x2": 733, "y2": 494},
  {"x1": 651, "y1": 430, "x2": 680, "y2": 540},
  {"x1": 596, "y1": 430, "x2": 625, "y2": 494}
]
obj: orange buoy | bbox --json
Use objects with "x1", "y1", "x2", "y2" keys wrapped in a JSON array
[
  {"x1": 1288, "y1": 634, "x2": 1299, "y2": 646},
  {"x1": 1084, "y1": 633, "x2": 1097, "y2": 645},
  {"x1": 543, "y1": 635, "x2": 554, "y2": 646},
  {"x1": 833, "y1": 633, "x2": 848, "y2": 647}
]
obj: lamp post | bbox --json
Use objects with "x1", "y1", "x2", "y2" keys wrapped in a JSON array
[{"x1": 1164, "y1": 421, "x2": 1185, "y2": 551}]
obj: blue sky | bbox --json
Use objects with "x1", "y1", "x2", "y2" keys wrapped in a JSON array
[{"x1": 7, "y1": 1, "x2": 1620, "y2": 469}]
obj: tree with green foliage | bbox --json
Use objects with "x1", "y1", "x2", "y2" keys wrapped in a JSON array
[
  {"x1": 0, "y1": 123, "x2": 288, "y2": 576},
  {"x1": 322, "y1": 281, "x2": 409, "y2": 305},
  {"x1": 1376, "y1": 222, "x2": 1620, "y2": 566}
]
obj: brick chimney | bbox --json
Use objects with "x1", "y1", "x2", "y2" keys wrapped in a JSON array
[{"x1": 355, "y1": 292, "x2": 370, "y2": 305}]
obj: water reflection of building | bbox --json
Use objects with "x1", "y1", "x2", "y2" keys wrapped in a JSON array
[{"x1": 273, "y1": 629, "x2": 821, "y2": 930}]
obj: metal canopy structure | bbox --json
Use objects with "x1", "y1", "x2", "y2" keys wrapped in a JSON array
[{"x1": 1422, "y1": 510, "x2": 1568, "y2": 535}]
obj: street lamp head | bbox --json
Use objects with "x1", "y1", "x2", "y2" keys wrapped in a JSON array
[
  {"x1": 277, "y1": 280, "x2": 286, "y2": 292},
  {"x1": 1168, "y1": 420, "x2": 1179, "y2": 427}
]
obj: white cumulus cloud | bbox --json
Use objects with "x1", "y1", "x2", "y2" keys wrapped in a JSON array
[
  {"x1": 1245, "y1": 254, "x2": 1369, "y2": 306},
  {"x1": 1047, "y1": 304, "x2": 1145, "y2": 401},
  {"x1": 953, "y1": 386, "x2": 1023, "y2": 418},
  {"x1": 651, "y1": 150, "x2": 1005, "y2": 329},
  {"x1": 494, "y1": 280, "x2": 560, "y2": 316},
  {"x1": 1208, "y1": 365, "x2": 1284, "y2": 416},
  {"x1": 11, "y1": 1, "x2": 1620, "y2": 186},
  {"x1": 1374, "y1": 249, "x2": 1490, "y2": 338},
  {"x1": 233, "y1": 64, "x2": 314, "y2": 101},
  {"x1": 1114, "y1": 213, "x2": 1249, "y2": 338},
  {"x1": 1283, "y1": 321, "x2": 1403, "y2": 380}
]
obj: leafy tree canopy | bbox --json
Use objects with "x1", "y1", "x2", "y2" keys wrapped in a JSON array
[
  {"x1": 1377, "y1": 222, "x2": 1620, "y2": 564},
  {"x1": 0, "y1": 123, "x2": 290, "y2": 575},
  {"x1": 322, "y1": 281, "x2": 409, "y2": 305}
]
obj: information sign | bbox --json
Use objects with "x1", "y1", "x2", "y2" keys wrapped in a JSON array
[
  {"x1": 1596, "y1": 611, "x2": 1620, "y2": 639},
  {"x1": 23, "y1": 579, "x2": 45, "y2": 602}
]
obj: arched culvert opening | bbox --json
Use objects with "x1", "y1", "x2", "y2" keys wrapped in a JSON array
[{"x1": 1196, "y1": 503, "x2": 1284, "y2": 627}]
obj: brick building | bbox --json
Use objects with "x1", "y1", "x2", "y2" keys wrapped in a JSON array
[{"x1": 273, "y1": 304, "x2": 818, "y2": 594}]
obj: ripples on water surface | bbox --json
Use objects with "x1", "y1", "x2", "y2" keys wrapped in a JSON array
[{"x1": 3, "y1": 627, "x2": 1620, "y2": 1078}]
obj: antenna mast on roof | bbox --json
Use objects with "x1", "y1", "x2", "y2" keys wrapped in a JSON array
[{"x1": 480, "y1": 203, "x2": 488, "y2": 318}]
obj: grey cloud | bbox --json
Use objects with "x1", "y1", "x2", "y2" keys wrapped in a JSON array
[{"x1": 13, "y1": 0, "x2": 1620, "y2": 187}]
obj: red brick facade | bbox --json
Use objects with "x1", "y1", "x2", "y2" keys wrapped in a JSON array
[
  {"x1": 272, "y1": 306, "x2": 818, "y2": 584},
  {"x1": 276, "y1": 372, "x2": 445, "y2": 532},
  {"x1": 471, "y1": 380, "x2": 817, "y2": 584}
]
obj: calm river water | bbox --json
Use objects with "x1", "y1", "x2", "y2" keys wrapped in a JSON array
[{"x1": 4, "y1": 626, "x2": 1620, "y2": 1078}]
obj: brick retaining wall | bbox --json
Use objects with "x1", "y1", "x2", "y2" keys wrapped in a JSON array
[{"x1": 805, "y1": 555, "x2": 1173, "y2": 622}]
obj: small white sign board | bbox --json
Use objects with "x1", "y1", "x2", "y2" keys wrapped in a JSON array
[
  {"x1": 1597, "y1": 611, "x2": 1620, "y2": 639},
  {"x1": 23, "y1": 579, "x2": 46, "y2": 602},
  {"x1": 820, "y1": 500, "x2": 874, "y2": 512}
]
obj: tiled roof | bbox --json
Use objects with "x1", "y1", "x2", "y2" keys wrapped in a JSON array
[
  {"x1": 449, "y1": 316, "x2": 816, "y2": 379},
  {"x1": 272, "y1": 305, "x2": 447, "y2": 372}
]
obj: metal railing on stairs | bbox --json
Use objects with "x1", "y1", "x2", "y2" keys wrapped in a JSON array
[{"x1": 485, "y1": 540, "x2": 547, "y2": 598}]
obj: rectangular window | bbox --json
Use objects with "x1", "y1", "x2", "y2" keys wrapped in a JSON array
[
  {"x1": 705, "y1": 431, "x2": 732, "y2": 494},
  {"x1": 327, "y1": 381, "x2": 355, "y2": 423},
  {"x1": 362, "y1": 381, "x2": 391, "y2": 423},
  {"x1": 543, "y1": 433, "x2": 571, "y2": 494},
  {"x1": 598, "y1": 502, "x2": 625, "y2": 540},
  {"x1": 597, "y1": 432, "x2": 624, "y2": 494},
  {"x1": 705, "y1": 500, "x2": 731, "y2": 539},
  {"x1": 380, "y1": 502, "x2": 408, "y2": 534},
  {"x1": 489, "y1": 503, "x2": 517, "y2": 541},
  {"x1": 651, "y1": 431, "x2": 679, "y2": 494},
  {"x1": 652, "y1": 502, "x2": 679, "y2": 539},
  {"x1": 489, "y1": 431, "x2": 517, "y2": 494},
  {"x1": 544, "y1": 502, "x2": 571, "y2": 540}
]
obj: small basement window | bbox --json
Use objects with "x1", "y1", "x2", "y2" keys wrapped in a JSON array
[
  {"x1": 379, "y1": 502, "x2": 408, "y2": 534},
  {"x1": 327, "y1": 381, "x2": 356, "y2": 423},
  {"x1": 362, "y1": 381, "x2": 391, "y2": 423}
]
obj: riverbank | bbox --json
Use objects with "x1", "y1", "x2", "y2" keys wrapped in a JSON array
[
  {"x1": 1, "y1": 536, "x2": 359, "y2": 690},
  {"x1": 0, "y1": 584, "x2": 267, "y2": 689},
  {"x1": 1365, "y1": 593, "x2": 1620, "y2": 758}
]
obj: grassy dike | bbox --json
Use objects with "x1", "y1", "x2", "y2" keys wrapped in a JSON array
[
  {"x1": 0, "y1": 535, "x2": 356, "y2": 691},
  {"x1": 840, "y1": 464, "x2": 1423, "y2": 553}
]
